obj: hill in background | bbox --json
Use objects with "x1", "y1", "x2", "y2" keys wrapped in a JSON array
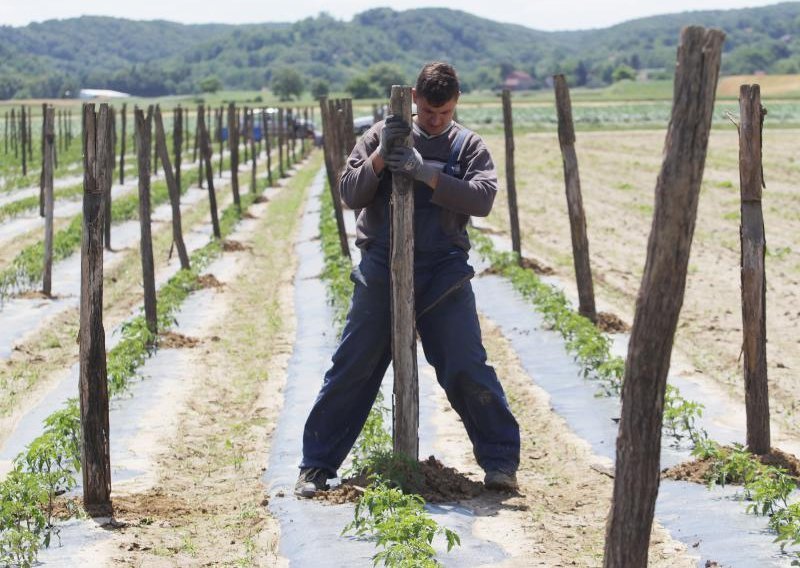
[{"x1": 1, "y1": 3, "x2": 800, "y2": 99}]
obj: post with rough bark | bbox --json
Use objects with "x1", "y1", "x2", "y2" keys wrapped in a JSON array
[
  {"x1": 319, "y1": 98, "x2": 350, "y2": 259},
  {"x1": 500, "y1": 89, "x2": 522, "y2": 263},
  {"x1": 343, "y1": 99, "x2": 356, "y2": 156},
  {"x1": 553, "y1": 77, "x2": 597, "y2": 323},
  {"x1": 103, "y1": 107, "x2": 114, "y2": 250},
  {"x1": 42, "y1": 107, "x2": 55, "y2": 296},
  {"x1": 174, "y1": 106, "x2": 183, "y2": 195},
  {"x1": 249, "y1": 109, "x2": 257, "y2": 192},
  {"x1": 134, "y1": 108, "x2": 158, "y2": 337},
  {"x1": 11, "y1": 109, "x2": 17, "y2": 158},
  {"x1": 39, "y1": 104, "x2": 47, "y2": 217},
  {"x1": 389, "y1": 85, "x2": 419, "y2": 460},
  {"x1": 198, "y1": 105, "x2": 222, "y2": 237},
  {"x1": 262, "y1": 110, "x2": 273, "y2": 186},
  {"x1": 119, "y1": 103, "x2": 126, "y2": 185},
  {"x1": 21, "y1": 106, "x2": 27, "y2": 176},
  {"x1": 197, "y1": 105, "x2": 205, "y2": 189},
  {"x1": 278, "y1": 108, "x2": 285, "y2": 177},
  {"x1": 225, "y1": 103, "x2": 240, "y2": 209},
  {"x1": 218, "y1": 106, "x2": 224, "y2": 179},
  {"x1": 603, "y1": 26, "x2": 725, "y2": 568},
  {"x1": 155, "y1": 106, "x2": 190, "y2": 270},
  {"x1": 79, "y1": 103, "x2": 113, "y2": 517},
  {"x1": 739, "y1": 84, "x2": 771, "y2": 455},
  {"x1": 27, "y1": 108, "x2": 32, "y2": 157}
]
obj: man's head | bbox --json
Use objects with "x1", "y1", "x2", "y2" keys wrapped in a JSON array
[{"x1": 412, "y1": 62, "x2": 460, "y2": 136}]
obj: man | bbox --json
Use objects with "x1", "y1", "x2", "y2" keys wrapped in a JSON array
[{"x1": 296, "y1": 61, "x2": 520, "y2": 497}]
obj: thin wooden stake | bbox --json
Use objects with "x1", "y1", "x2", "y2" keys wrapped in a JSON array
[
  {"x1": 155, "y1": 106, "x2": 190, "y2": 270},
  {"x1": 603, "y1": 26, "x2": 725, "y2": 568},
  {"x1": 226, "y1": 103, "x2": 241, "y2": 209},
  {"x1": 79, "y1": 103, "x2": 112, "y2": 517},
  {"x1": 553, "y1": 77, "x2": 597, "y2": 323},
  {"x1": 389, "y1": 85, "x2": 419, "y2": 460},
  {"x1": 501, "y1": 89, "x2": 522, "y2": 263},
  {"x1": 134, "y1": 108, "x2": 158, "y2": 336},
  {"x1": 739, "y1": 84, "x2": 771, "y2": 455},
  {"x1": 42, "y1": 107, "x2": 55, "y2": 296},
  {"x1": 198, "y1": 105, "x2": 222, "y2": 237}
]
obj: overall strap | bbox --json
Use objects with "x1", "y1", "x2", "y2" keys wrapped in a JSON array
[{"x1": 443, "y1": 127, "x2": 471, "y2": 179}]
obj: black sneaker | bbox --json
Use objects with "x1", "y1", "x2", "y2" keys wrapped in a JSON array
[{"x1": 294, "y1": 467, "x2": 330, "y2": 498}]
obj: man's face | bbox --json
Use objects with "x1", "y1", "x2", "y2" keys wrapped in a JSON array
[{"x1": 412, "y1": 90, "x2": 459, "y2": 136}]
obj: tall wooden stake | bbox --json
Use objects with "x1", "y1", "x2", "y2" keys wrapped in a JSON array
[
  {"x1": 134, "y1": 108, "x2": 158, "y2": 337},
  {"x1": 42, "y1": 107, "x2": 55, "y2": 296},
  {"x1": 739, "y1": 84, "x2": 771, "y2": 455},
  {"x1": 227, "y1": 103, "x2": 240, "y2": 207},
  {"x1": 155, "y1": 106, "x2": 191, "y2": 270},
  {"x1": 79, "y1": 103, "x2": 112, "y2": 517},
  {"x1": 501, "y1": 89, "x2": 522, "y2": 263},
  {"x1": 319, "y1": 98, "x2": 350, "y2": 259},
  {"x1": 119, "y1": 103, "x2": 126, "y2": 185},
  {"x1": 603, "y1": 26, "x2": 724, "y2": 568},
  {"x1": 262, "y1": 110, "x2": 273, "y2": 186},
  {"x1": 278, "y1": 107, "x2": 285, "y2": 177},
  {"x1": 198, "y1": 105, "x2": 222, "y2": 237},
  {"x1": 249, "y1": 109, "x2": 257, "y2": 192},
  {"x1": 553, "y1": 76, "x2": 597, "y2": 323},
  {"x1": 174, "y1": 106, "x2": 183, "y2": 196},
  {"x1": 21, "y1": 106, "x2": 27, "y2": 176},
  {"x1": 389, "y1": 85, "x2": 419, "y2": 460}
]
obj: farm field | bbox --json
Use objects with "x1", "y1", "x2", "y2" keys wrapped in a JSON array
[{"x1": 1, "y1": 85, "x2": 799, "y2": 567}]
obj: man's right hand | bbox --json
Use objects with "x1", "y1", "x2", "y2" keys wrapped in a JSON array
[{"x1": 377, "y1": 115, "x2": 411, "y2": 159}]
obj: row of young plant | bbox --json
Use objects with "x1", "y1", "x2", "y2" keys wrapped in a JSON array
[
  {"x1": 0, "y1": 142, "x2": 247, "y2": 300},
  {"x1": 317, "y1": 188, "x2": 460, "y2": 567},
  {"x1": 0, "y1": 151, "x2": 292, "y2": 567},
  {"x1": 469, "y1": 228, "x2": 800, "y2": 560}
]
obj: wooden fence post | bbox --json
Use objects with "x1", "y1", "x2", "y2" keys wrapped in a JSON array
[
  {"x1": 155, "y1": 106, "x2": 190, "y2": 270},
  {"x1": 501, "y1": 89, "x2": 522, "y2": 263},
  {"x1": 27, "y1": 107, "x2": 32, "y2": 157},
  {"x1": 739, "y1": 84, "x2": 771, "y2": 455},
  {"x1": 249, "y1": 109, "x2": 257, "y2": 192},
  {"x1": 42, "y1": 107, "x2": 55, "y2": 296},
  {"x1": 218, "y1": 106, "x2": 224, "y2": 179},
  {"x1": 134, "y1": 108, "x2": 158, "y2": 337},
  {"x1": 21, "y1": 106, "x2": 27, "y2": 176},
  {"x1": 11, "y1": 109, "x2": 17, "y2": 159},
  {"x1": 103, "y1": 107, "x2": 115, "y2": 250},
  {"x1": 119, "y1": 103, "x2": 126, "y2": 185},
  {"x1": 39, "y1": 103, "x2": 47, "y2": 217},
  {"x1": 174, "y1": 106, "x2": 183, "y2": 195},
  {"x1": 343, "y1": 99, "x2": 356, "y2": 155},
  {"x1": 262, "y1": 110, "x2": 273, "y2": 186},
  {"x1": 225, "y1": 103, "x2": 241, "y2": 209},
  {"x1": 319, "y1": 98, "x2": 350, "y2": 259},
  {"x1": 553, "y1": 76, "x2": 597, "y2": 323},
  {"x1": 389, "y1": 85, "x2": 419, "y2": 460},
  {"x1": 278, "y1": 108, "x2": 285, "y2": 177},
  {"x1": 603, "y1": 26, "x2": 724, "y2": 568},
  {"x1": 198, "y1": 105, "x2": 222, "y2": 237},
  {"x1": 79, "y1": 102, "x2": 112, "y2": 517}
]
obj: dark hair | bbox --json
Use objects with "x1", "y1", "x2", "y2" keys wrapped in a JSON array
[{"x1": 415, "y1": 62, "x2": 460, "y2": 106}]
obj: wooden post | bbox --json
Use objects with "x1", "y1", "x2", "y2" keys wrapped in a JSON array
[
  {"x1": 319, "y1": 98, "x2": 350, "y2": 259},
  {"x1": 11, "y1": 108, "x2": 17, "y2": 159},
  {"x1": 262, "y1": 110, "x2": 273, "y2": 186},
  {"x1": 21, "y1": 106, "x2": 27, "y2": 176},
  {"x1": 173, "y1": 106, "x2": 183, "y2": 194},
  {"x1": 249, "y1": 109, "x2": 257, "y2": 192},
  {"x1": 79, "y1": 103, "x2": 112, "y2": 517},
  {"x1": 198, "y1": 105, "x2": 222, "y2": 237},
  {"x1": 42, "y1": 107, "x2": 55, "y2": 296},
  {"x1": 389, "y1": 85, "x2": 419, "y2": 460},
  {"x1": 39, "y1": 103, "x2": 47, "y2": 218},
  {"x1": 278, "y1": 107, "x2": 285, "y2": 177},
  {"x1": 226, "y1": 103, "x2": 241, "y2": 209},
  {"x1": 603, "y1": 26, "x2": 724, "y2": 568},
  {"x1": 134, "y1": 108, "x2": 158, "y2": 337},
  {"x1": 103, "y1": 107, "x2": 114, "y2": 250},
  {"x1": 218, "y1": 106, "x2": 224, "y2": 179},
  {"x1": 155, "y1": 106, "x2": 190, "y2": 270},
  {"x1": 739, "y1": 84, "x2": 771, "y2": 455},
  {"x1": 192, "y1": 109, "x2": 199, "y2": 164},
  {"x1": 119, "y1": 103, "x2": 126, "y2": 185},
  {"x1": 343, "y1": 99, "x2": 356, "y2": 156},
  {"x1": 553, "y1": 77, "x2": 597, "y2": 323},
  {"x1": 243, "y1": 106, "x2": 250, "y2": 164},
  {"x1": 27, "y1": 107, "x2": 32, "y2": 157},
  {"x1": 152, "y1": 109, "x2": 160, "y2": 177},
  {"x1": 501, "y1": 90, "x2": 522, "y2": 263},
  {"x1": 3, "y1": 111, "x2": 7, "y2": 154}
]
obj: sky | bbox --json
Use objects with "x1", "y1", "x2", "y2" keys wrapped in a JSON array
[{"x1": 1, "y1": 0, "x2": 789, "y2": 31}]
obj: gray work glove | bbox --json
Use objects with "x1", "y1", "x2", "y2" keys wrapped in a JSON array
[
  {"x1": 384, "y1": 145, "x2": 438, "y2": 187},
  {"x1": 377, "y1": 115, "x2": 411, "y2": 159}
]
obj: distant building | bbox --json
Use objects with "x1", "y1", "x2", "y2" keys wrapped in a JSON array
[
  {"x1": 502, "y1": 71, "x2": 536, "y2": 91},
  {"x1": 79, "y1": 89, "x2": 130, "y2": 99}
]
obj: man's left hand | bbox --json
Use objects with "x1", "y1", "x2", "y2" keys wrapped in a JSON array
[{"x1": 384, "y1": 146, "x2": 438, "y2": 188}]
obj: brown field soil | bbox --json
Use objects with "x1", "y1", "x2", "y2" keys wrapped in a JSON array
[
  {"x1": 482, "y1": 127, "x2": 800, "y2": 449},
  {"x1": 717, "y1": 74, "x2": 800, "y2": 98},
  {"x1": 664, "y1": 446, "x2": 800, "y2": 484}
]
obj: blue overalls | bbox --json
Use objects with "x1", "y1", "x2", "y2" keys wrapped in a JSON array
[{"x1": 300, "y1": 130, "x2": 520, "y2": 477}]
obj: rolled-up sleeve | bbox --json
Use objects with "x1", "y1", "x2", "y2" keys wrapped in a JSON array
[
  {"x1": 339, "y1": 124, "x2": 383, "y2": 210},
  {"x1": 430, "y1": 137, "x2": 497, "y2": 217}
]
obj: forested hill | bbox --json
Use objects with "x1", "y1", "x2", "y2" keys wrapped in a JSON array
[{"x1": 2, "y1": 3, "x2": 800, "y2": 99}]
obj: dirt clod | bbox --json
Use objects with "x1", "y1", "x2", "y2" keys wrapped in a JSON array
[
  {"x1": 158, "y1": 331, "x2": 201, "y2": 349},
  {"x1": 663, "y1": 446, "x2": 800, "y2": 484},
  {"x1": 596, "y1": 311, "x2": 630, "y2": 333},
  {"x1": 197, "y1": 274, "x2": 224, "y2": 289},
  {"x1": 222, "y1": 239, "x2": 250, "y2": 252}
]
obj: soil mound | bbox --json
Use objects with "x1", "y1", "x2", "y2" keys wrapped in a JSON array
[
  {"x1": 158, "y1": 331, "x2": 200, "y2": 349},
  {"x1": 596, "y1": 311, "x2": 630, "y2": 333},
  {"x1": 316, "y1": 456, "x2": 484, "y2": 505},
  {"x1": 197, "y1": 274, "x2": 224, "y2": 289},
  {"x1": 520, "y1": 256, "x2": 555, "y2": 275},
  {"x1": 222, "y1": 239, "x2": 250, "y2": 252},
  {"x1": 663, "y1": 447, "x2": 800, "y2": 484},
  {"x1": 254, "y1": 195, "x2": 270, "y2": 204}
]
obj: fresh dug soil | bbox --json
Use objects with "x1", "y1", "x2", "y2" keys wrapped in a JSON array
[
  {"x1": 663, "y1": 447, "x2": 800, "y2": 484},
  {"x1": 158, "y1": 331, "x2": 201, "y2": 349},
  {"x1": 596, "y1": 311, "x2": 630, "y2": 333},
  {"x1": 197, "y1": 273, "x2": 224, "y2": 289},
  {"x1": 222, "y1": 239, "x2": 250, "y2": 252},
  {"x1": 316, "y1": 455, "x2": 485, "y2": 505},
  {"x1": 520, "y1": 256, "x2": 555, "y2": 275},
  {"x1": 254, "y1": 195, "x2": 270, "y2": 204}
]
